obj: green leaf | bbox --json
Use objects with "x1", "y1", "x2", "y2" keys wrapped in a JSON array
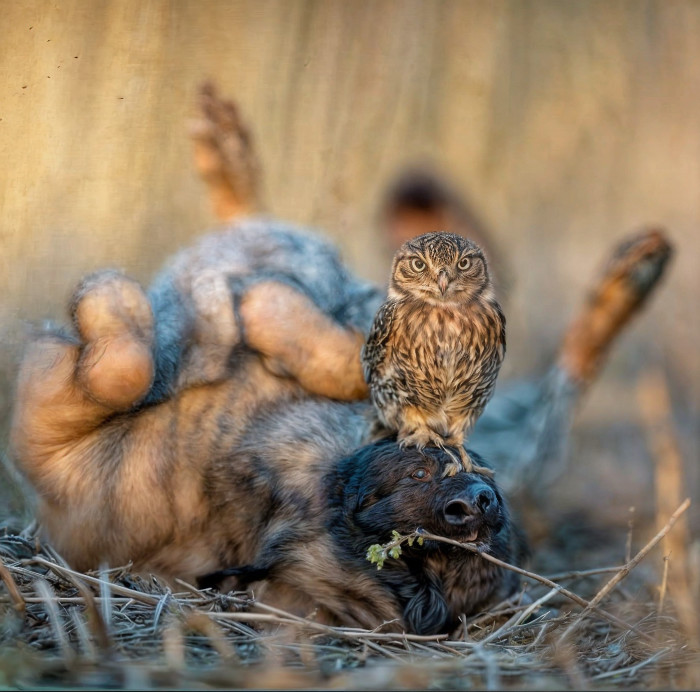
[{"x1": 366, "y1": 544, "x2": 387, "y2": 570}]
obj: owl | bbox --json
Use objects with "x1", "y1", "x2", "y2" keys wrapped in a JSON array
[{"x1": 362, "y1": 232, "x2": 505, "y2": 475}]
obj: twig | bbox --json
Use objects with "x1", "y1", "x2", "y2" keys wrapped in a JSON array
[
  {"x1": 210, "y1": 610, "x2": 447, "y2": 642},
  {"x1": 64, "y1": 570, "x2": 112, "y2": 653},
  {"x1": 98, "y1": 564, "x2": 112, "y2": 636},
  {"x1": 531, "y1": 621, "x2": 551, "y2": 649},
  {"x1": 152, "y1": 589, "x2": 173, "y2": 633},
  {"x1": 475, "y1": 588, "x2": 558, "y2": 646},
  {"x1": 0, "y1": 595, "x2": 210, "y2": 606},
  {"x1": 27, "y1": 556, "x2": 161, "y2": 605},
  {"x1": 184, "y1": 612, "x2": 238, "y2": 661},
  {"x1": 364, "y1": 638, "x2": 405, "y2": 662},
  {"x1": 658, "y1": 554, "x2": 670, "y2": 615},
  {"x1": 557, "y1": 497, "x2": 691, "y2": 642},
  {"x1": 544, "y1": 565, "x2": 625, "y2": 581},
  {"x1": 0, "y1": 552, "x2": 26, "y2": 612},
  {"x1": 626, "y1": 506, "x2": 635, "y2": 564},
  {"x1": 592, "y1": 646, "x2": 672, "y2": 681},
  {"x1": 69, "y1": 608, "x2": 96, "y2": 661},
  {"x1": 638, "y1": 370, "x2": 696, "y2": 648},
  {"x1": 414, "y1": 529, "x2": 655, "y2": 642},
  {"x1": 505, "y1": 588, "x2": 559, "y2": 633},
  {"x1": 174, "y1": 577, "x2": 210, "y2": 598},
  {"x1": 34, "y1": 577, "x2": 73, "y2": 663}
]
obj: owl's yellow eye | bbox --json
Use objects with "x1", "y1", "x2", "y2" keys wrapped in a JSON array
[
  {"x1": 411, "y1": 468, "x2": 431, "y2": 481},
  {"x1": 410, "y1": 258, "x2": 426, "y2": 272},
  {"x1": 458, "y1": 256, "x2": 472, "y2": 270}
]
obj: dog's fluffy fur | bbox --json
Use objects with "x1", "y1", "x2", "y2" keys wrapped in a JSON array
[{"x1": 11, "y1": 219, "x2": 521, "y2": 634}]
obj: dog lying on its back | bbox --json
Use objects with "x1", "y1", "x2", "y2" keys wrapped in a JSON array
[
  {"x1": 11, "y1": 82, "x2": 523, "y2": 634},
  {"x1": 12, "y1": 234, "x2": 523, "y2": 634}
]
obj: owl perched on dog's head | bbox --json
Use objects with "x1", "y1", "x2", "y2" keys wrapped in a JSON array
[{"x1": 362, "y1": 232, "x2": 505, "y2": 475}]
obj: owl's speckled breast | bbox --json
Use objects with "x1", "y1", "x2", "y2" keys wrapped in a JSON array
[{"x1": 387, "y1": 298, "x2": 504, "y2": 418}]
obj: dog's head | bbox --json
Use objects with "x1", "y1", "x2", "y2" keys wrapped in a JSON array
[
  {"x1": 334, "y1": 439, "x2": 507, "y2": 546},
  {"x1": 327, "y1": 438, "x2": 518, "y2": 635}
]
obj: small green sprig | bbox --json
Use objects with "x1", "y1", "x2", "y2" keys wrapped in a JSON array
[{"x1": 366, "y1": 529, "x2": 425, "y2": 570}]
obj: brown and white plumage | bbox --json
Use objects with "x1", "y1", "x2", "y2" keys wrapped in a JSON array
[{"x1": 362, "y1": 232, "x2": 505, "y2": 474}]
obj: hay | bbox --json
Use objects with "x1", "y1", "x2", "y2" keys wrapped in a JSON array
[{"x1": 1, "y1": 505, "x2": 697, "y2": 690}]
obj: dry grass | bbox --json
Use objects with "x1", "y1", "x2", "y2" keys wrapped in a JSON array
[{"x1": 1, "y1": 500, "x2": 697, "y2": 691}]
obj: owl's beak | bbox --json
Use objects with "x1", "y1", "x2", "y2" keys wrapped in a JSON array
[{"x1": 437, "y1": 271, "x2": 450, "y2": 295}]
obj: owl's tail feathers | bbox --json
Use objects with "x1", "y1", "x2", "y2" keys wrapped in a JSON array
[
  {"x1": 558, "y1": 228, "x2": 673, "y2": 386},
  {"x1": 189, "y1": 81, "x2": 263, "y2": 221}
]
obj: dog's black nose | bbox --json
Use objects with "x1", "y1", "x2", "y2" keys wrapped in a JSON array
[
  {"x1": 444, "y1": 484, "x2": 497, "y2": 525},
  {"x1": 474, "y1": 487, "x2": 495, "y2": 513},
  {"x1": 443, "y1": 498, "x2": 472, "y2": 524}
]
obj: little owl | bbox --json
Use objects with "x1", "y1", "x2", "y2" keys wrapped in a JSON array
[{"x1": 362, "y1": 232, "x2": 505, "y2": 475}]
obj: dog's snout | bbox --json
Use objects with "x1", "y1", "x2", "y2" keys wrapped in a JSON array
[
  {"x1": 444, "y1": 484, "x2": 497, "y2": 525},
  {"x1": 444, "y1": 498, "x2": 472, "y2": 525}
]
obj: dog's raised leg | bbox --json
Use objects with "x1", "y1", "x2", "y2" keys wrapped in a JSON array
[
  {"x1": 186, "y1": 83, "x2": 370, "y2": 401},
  {"x1": 240, "y1": 281, "x2": 369, "y2": 401},
  {"x1": 11, "y1": 270, "x2": 154, "y2": 492},
  {"x1": 190, "y1": 81, "x2": 262, "y2": 221}
]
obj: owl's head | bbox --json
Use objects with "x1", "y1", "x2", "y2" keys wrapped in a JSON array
[{"x1": 389, "y1": 232, "x2": 492, "y2": 304}]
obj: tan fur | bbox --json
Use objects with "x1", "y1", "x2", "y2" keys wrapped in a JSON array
[
  {"x1": 559, "y1": 229, "x2": 672, "y2": 384},
  {"x1": 240, "y1": 282, "x2": 368, "y2": 400},
  {"x1": 11, "y1": 273, "x2": 301, "y2": 579}
]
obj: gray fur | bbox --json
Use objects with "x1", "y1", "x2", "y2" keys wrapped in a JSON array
[{"x1": 146, "y1": 217, "x2": 384, "y2": 403}]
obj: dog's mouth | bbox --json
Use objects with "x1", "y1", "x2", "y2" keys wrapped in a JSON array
[
  {"x1": 437, "y1": 515, "x2": 487, "y2": 544},
  {"x1": 451, "y1": 523, "x2": 484, "y2": 544}
]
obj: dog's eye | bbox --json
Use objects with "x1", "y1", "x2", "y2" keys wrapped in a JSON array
[
  {"x1": 458, "y1": 256, "x2": 472, "y2": 270},
  {"x1": 410, "y1": 258, "x2": 426, "y2": 272},
  {"x1": 411, "y1": 468, "x2": 431, "y2": 481}
]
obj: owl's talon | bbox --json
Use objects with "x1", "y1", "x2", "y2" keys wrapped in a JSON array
[
  {"x1": 458, "y1": 448, "x2": 494, "y2": 477},
  {"x1": 441, "y1": 460, "x2": 462, "y2": 478},
  {"x1": 472, "y1": 464, "x2": 494, "y2": 478},
  {"x1": 458, "y1": 447, "x2": 473, "y2": 472}
]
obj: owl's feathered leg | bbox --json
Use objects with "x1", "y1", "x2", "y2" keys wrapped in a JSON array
[
  {"x1": 398, "y1": 422, "x2": 494, "y2": 477},
  {"x1": 439, "y1": 445, "x2": 463, "y2": 478}
]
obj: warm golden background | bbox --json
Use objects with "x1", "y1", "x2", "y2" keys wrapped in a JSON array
[{"x1": 0, "y1": 0, "x2": 697, "y2": 524}]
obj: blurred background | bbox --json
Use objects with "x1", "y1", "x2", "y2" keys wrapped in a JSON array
[{"x1": 0, "y1": 1, "x2": 697, "y2": 552}]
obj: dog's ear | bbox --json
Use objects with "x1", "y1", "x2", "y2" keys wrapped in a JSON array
[
  {"x1": 403, "y1": 573, "x2": 450, "y2": 635},
  {"x1": 354, "y1": 472, "x2": 382, "y2": 513},
  {"x1": 332, "y1": 443, "x2": 377, "y2": 513}
]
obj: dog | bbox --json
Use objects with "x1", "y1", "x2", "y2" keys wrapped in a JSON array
[
  {"x1": 10, "y1": 227, "x2": 523, "y2": 634},
  {"x1": 199, "y1": 398, "x2": 520, "y2": 634}
]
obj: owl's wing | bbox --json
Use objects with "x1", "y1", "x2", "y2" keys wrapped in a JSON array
[{"x1": 361, "y1": 299, "x2": 398, "y2": 384}]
